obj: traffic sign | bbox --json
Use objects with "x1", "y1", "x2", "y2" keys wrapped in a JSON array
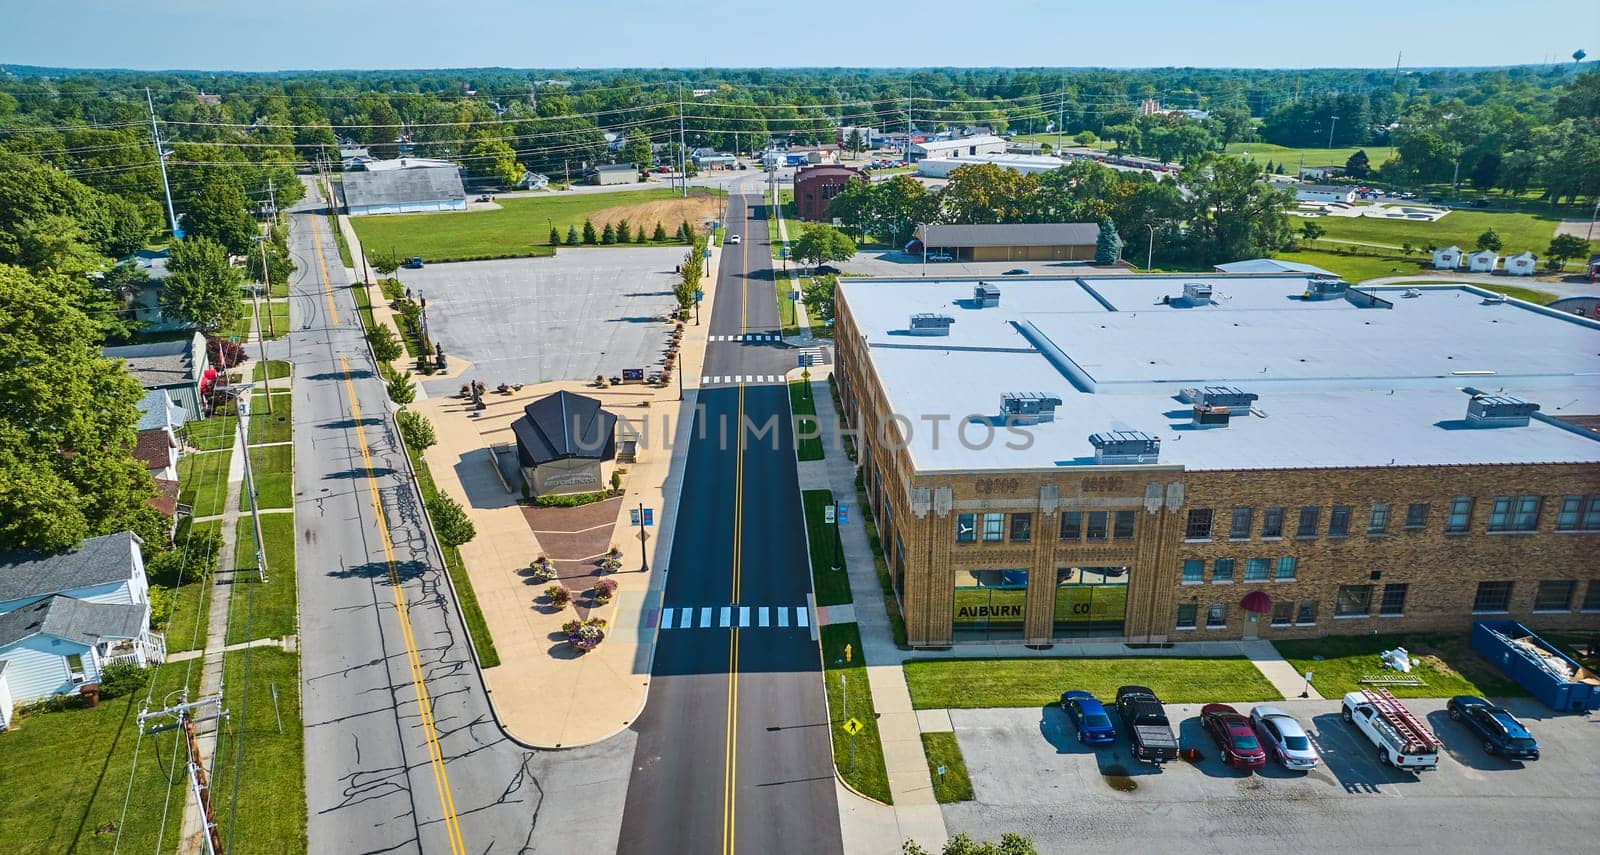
[
  {"x1": 797, "y1": 353, "x2": 811, "y2": 368},
  {"x1": 824, "y1": 505, "x2": 836, "y2": 524},
  {"x1": 842, "y1": 717, "x2": 864, "y2": 736},
  {"x1": 838, "y1": 504, "x2": 849, "y2": 524},
  {"x1": 703, "y1": 248, "x2": 712, "y2": 259},
  {"x1": 790, "y1": 290, "x2": 800, "y2": 301},
  {"x1": 694, "y1": 289, "x2": 703, "y2": 303}
]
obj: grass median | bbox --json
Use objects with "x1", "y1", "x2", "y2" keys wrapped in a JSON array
[
  {"x1": 247, "y1": 393, "x2": 293, "y2": 444},
  {"x1": 209, "y1": 648, "x2": 307, "y2": 855},
  {"x1": 803, "y1": 490, "x2": 850, "y2": 607},
  {"x1": 921, "y1": 732, "x2": 974, "y2": 803},
  {"x1": 788, "y1": 379, "x2": 823, "y2": 461},
  {"x1": 240, "y1": 444, "x2": 293, "y2": 511},
  {"x1": 1275, "y1": 633, "x2": 1527, "y2": 700},
  {"x1": 403, "y1": 438, "x2": 501, "y2": 668},
  {"x1": 183, "y1": 413, "x2": 239, "y2": 452},
  {"x1": 821, "y1": 622, "x2": 892, "y2": 804},
  {"x1": 229, "y1": 512, "x2": 298, "y2": 644},
  {"x1": 902, "y1": 656, "x2": 1281, "y2": 709},
  {"x1": 177, "y1": 449, "x2": 231, "y2": 517}
]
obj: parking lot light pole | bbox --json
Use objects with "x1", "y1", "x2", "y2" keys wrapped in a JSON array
[{"x1": 1146, "y1": 224, "x2": 1156, "y2": 270}]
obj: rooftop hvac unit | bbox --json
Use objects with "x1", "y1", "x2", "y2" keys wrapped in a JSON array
[
  {"x1": 1304, "y1": 278, "x2": 1349, "y2": 299},
  {"x1": 908, "y1": 313, "x2": 954, "y2": 336},
  {"x1": 974, "y1": 281, "x2": 1001, "y2": 307},
  {"x1": 1089, "y1": 430, "x2": 1160, "y2": 464},
  {"x1": 1181, "y1": 282, "x2": 1214, "y2": 305},
  {"x1": 1466, "y1": 394, "x2": 1539, "y2": 427},
  {"x1": 1195, "y1": 386, "x2": 1258, "y2": 409},
  {"x1": 1192, "y1": 404, "x2": 1233, "y2": 427},
  {"x1": 1000, "y1": 392, "x2": 1063, "y2": 424}
]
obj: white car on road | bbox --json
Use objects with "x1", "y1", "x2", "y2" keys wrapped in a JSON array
[{"x1": 727, "y1": 234, "x2": 741, "y2": 244}]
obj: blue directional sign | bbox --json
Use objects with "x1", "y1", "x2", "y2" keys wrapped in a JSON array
[
  {"x1": 790, "y1": 290, "x2": 800, "y2": 301},
  {"x1": 838, "y1": 504, "x2": 849, "y2": 524},
  {"x1": 703, "y1": 248, "x2": 712, "y2": 259},
  {"x1": 797, "y1": 354, "x2": 811, "y2": 368},
  {"x1": 694, "y1": 289, "x2": 703, "y2": 303},
  {"x1": 631, "y1": 508, "x2": 655, "y2": 526}
]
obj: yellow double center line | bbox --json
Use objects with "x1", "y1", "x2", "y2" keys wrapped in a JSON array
[
  {"x1": 722, "y1": 193, "x2": 755, "y2": 855},
  {"x1": 307, "y1": 203, "x2": 341, "y2": 326}
]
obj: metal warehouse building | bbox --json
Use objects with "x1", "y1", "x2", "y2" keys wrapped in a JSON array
[
  {"x1": 831, "y1": 274, "x2": 1600, "y2": 648},
  {"x1": 916, "y1": 222, "x2": 1099, "y2": 262},
  {"x1": 343, "y1": 165, "x2": 466, "y2": 216}
]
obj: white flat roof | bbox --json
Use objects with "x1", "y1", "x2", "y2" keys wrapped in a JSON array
[{"x1": 841, "y1": 275, "x2": 1600, "y2": 473}]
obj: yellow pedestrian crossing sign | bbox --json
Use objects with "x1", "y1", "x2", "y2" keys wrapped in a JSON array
[{"x1": 842, "y1": 717, "x2": 864, "y2": 736}]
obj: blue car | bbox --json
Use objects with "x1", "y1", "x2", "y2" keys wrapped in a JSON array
[
  {"x1": 1060, "y1": 691, "x2": 1116, "y2": 745},
  {"x1": 1447, "y1": 696, "x2": 1539, "y2": 761}
]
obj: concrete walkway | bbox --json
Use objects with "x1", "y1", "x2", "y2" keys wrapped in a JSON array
[
  {"x1": 772, "y1": 209, "x2": 816, "y2": 336},
  {"x1": 1243, "y1": 639, "x2": 1324, "y2": 700}
]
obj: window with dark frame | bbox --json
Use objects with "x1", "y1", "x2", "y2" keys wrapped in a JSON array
[
  {"x1": 1275, "y1": 556, "x2": 1297, "y2": 581},
  {"x1": 982, "y1": 512, "x2": 1004, "y2": 542},
  {"x1": 1295, "y1": 600, "x2": 1318, "y2": 625},
  {"x1": 1244, "y1": 558, "x2": 1269, "y2": 582},
  {"x1": 1230, "y1": 507, "x2": 1253, "y2": 539},
  {"x1": 1379, "y1": 583, "x2": 1408, "y2": 616},
  {"x1": 1334, "y1": 584, "x2": 1373, "y2": 617},
  {"x1": 1113, "y1": 510, "x2": 1136, "y2": 540},
  {"x1": 1534, "y1": 580, "x2": 1575, "y2": 612},
  {"x1": 1212, "y1": 558, "x2": 1235, "y2": 584},
  {"x1": 1060, "y1": 511, "x2": 1082, "y2": 540},
  {"x1": 1405, "y1": 503, "x2": 1429, "y2": 529},
  {"x1": 1447, "y1": 496, "x2": 1473, "y2": 533},
  {"x1": 1488, "y1": 497, "x2": 1512, "y2": 531},
  {"x1": 1206, "y1": 603, "x2": 1226, "y2": 628},
  {"x1": 1085, "y1": 511, "x2": 1108, "y2": 541},
  {"x1": 1009, "y1": 513, "x2": 1032, "y2": 542},
  {"x1": 1367, "y1": 503, "x2": 1390, "y2": 535},
  {"x1": 1585, "y1": 496, "x2": 1600, "y2": 531},
  {"x1": 1583, "y1": 581, "x2": 1600, "y2": 613},
  {"x1": 1181, "y1": 559, "x2": 1204, "y2": 583},
  {"x1": 1175, "y1": 603, "x2": 1197, "y2": 629},
  {"x1": 1262, "y1": 507, "x2": 1284, "y2": 538},
  {"x1": 1185, "y1": 508, "x2": 1214, "y2": 540},
  {"x1": 956, "y1": 513, "x2": 977, "y2": 543},
  {"x1": 1270, "y1": 601, "x2": 1294, "y2": 626},
  {"x1": 1296, "y1": 506, "x2": 1320, "y2": 538},
  {"x1": 1329, "y1": 505, "x2": 1351, "y2": 538},
  {"x1": 1513, "y1": 496, "x2": 1542, "y2": 531},
  {"x1": 1473, "y1": 580, "x2": 1514, "y2": 613},
  {"x1": 1556, "y1": 496, "x2": 1583, "y2": 531}
]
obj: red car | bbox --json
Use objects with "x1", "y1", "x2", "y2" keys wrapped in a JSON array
[{"x1": 1200, "y1": 703, "x2": 1267, "y2": 769}]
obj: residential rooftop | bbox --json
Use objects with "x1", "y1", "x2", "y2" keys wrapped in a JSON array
[{"x1": 839, "y1": 275, "x2": 1600, "y2": 473}]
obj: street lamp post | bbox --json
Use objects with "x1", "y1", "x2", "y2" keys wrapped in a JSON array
[
  {"x1": 1327, "y1": 116, "x2": 1339, "y2": 149},
  {"x1": 1145, "y1": 223, "x2": 1156, "y2": 270}
]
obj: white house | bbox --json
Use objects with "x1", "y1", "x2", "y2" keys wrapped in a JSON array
[
  {"x1": 909, "y1": 134, "x2": 1008, "y2": 161},
  {"x1": 1504, "y1": 251, "x2": 1537, "y2": 276},
  {"x1": 1468, "y1": 249, "x2": 1500, "y2": 273},
  {"x1": 0, "y1": 532, "x2": 163, "y2": 705},
  {"x1": 1294, "y1": 184, "x2": 1357, "y2": 204},
  {"x1": 1432, "y1": 246, "x2": 1464, "y2": 269}
]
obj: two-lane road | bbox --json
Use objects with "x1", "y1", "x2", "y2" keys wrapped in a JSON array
[{"x1": 618, "y1": 189, "x2": 843, "y2": 854}]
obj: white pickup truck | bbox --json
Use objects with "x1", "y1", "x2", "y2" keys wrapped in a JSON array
[{"x1": 1341, "y1": 690, "x2": 1441, "y2": 771}]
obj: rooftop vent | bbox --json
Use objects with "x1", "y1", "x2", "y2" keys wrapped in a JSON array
[
  {"x1": 1000, "y1": 392, "x2": 1063, "y2": 424},
  {"x1": 908, "y1": 313, "x2": 954, "y2": 336},
  {"x1": 1089, "y1": 430, "x2": 1160, "y2": 464},
  {"x1": 1304, "y1": 278, "x2": 1349, "y2": 299},
  {"x1": 1466, "y1": 393, "x2": 1539, "y2": 428},
  {"x1": 1193, "y1": 405, "x2": 1233, "y2": 426},
  {"x1": 1195, "y1": 386, "x2": 1258, "y2": 409},
  {"x1": 974, "y1": 281, "x2": 1001, "y2": 308},
  {"x1": 1402, "y1": 288, "x2": 1422, "y2": 298},
  {"x1": 1181, "y1": 282, "x2": 1214, "y2": 305}
]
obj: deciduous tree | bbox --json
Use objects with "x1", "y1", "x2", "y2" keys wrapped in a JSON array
[
  {"x1": 182, "y1": 172, "x2": 258, "y2": 254},
  {"x1": 427, "y1": 494, "x2": 477, "y2": 547},
  {"x1": 162, "y1": 236, "x2": 244, "y2": 332}
]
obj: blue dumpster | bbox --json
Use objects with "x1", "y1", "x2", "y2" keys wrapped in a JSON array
[{"x1": 1470, "y1": 621, "x2": 1600, "y2": 713}]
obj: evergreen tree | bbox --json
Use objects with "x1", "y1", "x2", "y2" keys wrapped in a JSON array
[
  {"x1": 653, "y1": 221, "x2": 669, "y2": 242},
  {"x1": 634, "y1": 229, "x2": 647, "y2": 244},
  {"x1": 1094, "y1": 218, "x2": 1123, "y2": 265},
  {"x1": 549, "y1": 226, "x2": 561, "y2": 245},
  {"x1": 582, "y1": 218, "x2": 598, "y2": 244},
  {"x1": 601, "y1": 222, "x2": 616, "y2": 244},
  {"x1": 566, "y1": 225, "x2": 580, "y2": 245},
  {"x1": 679, "y1": 219, "x2": 694, "y2": 243},
  {"x1": 617, "y1": 219, "x2": 631, "y2": 243},
  {"x1": 1344, "y1": 149, "x2": 1371, "y2": 179}
]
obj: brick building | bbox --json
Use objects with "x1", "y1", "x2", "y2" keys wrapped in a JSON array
[
  {"x1": 793, "y1": 165, "x2": 865, "y2": 222},
  {"x1": 831, "y1": 274, "x2": 1600, "y2": 648}
]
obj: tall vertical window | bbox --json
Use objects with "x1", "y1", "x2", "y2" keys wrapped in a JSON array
[
  {"x1": 66, "y1": 653, "x2": 85, "y2": 676},
  {"x1": 1261, "y1": 507, "x2": 1284, "y2": 539},
  {"x1": 1244, "y1": 558, "x2": 1270, "y2": 582},
  {"x1": 1556, "y1": 496, "x2": 1583, "y2": 531},
  {"x1": 1113, "y1": 511, "x2": 1136, "y2": 540},
  {"x1": 1212, "y1": 558, "x2": 1235, "y2": 584},
  {"x1": 1085, "y1": 511, "x2": 1108, "y2": 541},
  {"x1": 1270, "y1": 601, "x2": 1294, "y2": 626},
  {"x1": 1513, "y1": 496, "x2": 1542, "y2": 531},
  {"x1": 1534, "y1": 580, "x2": 1575, "y2": 612},
  {"x1": 1181, "y1": 559, "x2": 1204, "y2": 584},
  {"x1": 1206, "y1": 603, "x2": 1227, "y2": 628},
  {"x1": 982, "y1": 513, "x2": 1004, "y2": 542},
  {"x1": 1185, "y1": 509, "x2": 1214, "y2": 540},
  {"x1": 1275, "y1": 556, "x2": 1298, "y2": 581},
  {"x1": 955, "y1": 513, "x2": 977, "y2": 543},
  {"x1": 1295, "y1": 600, "x2": 1318, "y2": 625},
  {"x1": 1175, "y1": 603, "x2": 1197, "y2": 629},
  {"x1": 1059, "y1": 511, "x2": 1082, "y2": 541},
  {"x1": 1473, "y1": 581, "x2": 1514, "y2": 613},
  {"x1": 1296, "y1": 506, "x2": 1320, "y2": 538},
  {"x1": 1329, "y1": 505, "x2": 1351, "y2": 538},
  {"x1": 1586, "y1": 496, "x2": 1600, "y2": 531},
  {"x1": 1229, "y1": 507, "x2": 1254, "y2": 540},
  {"x1": 1446, "y1": 497, "x2": 1473, "y2": 533},
  {"x1": 1367, "y1": 504, "x2": 1390, "y2": 535},
  {"x1": 1405, "y1": 503, "x2": 1430, "y2": 530},
  {"x1": 1583, "y1": 581, "x2": 1600, "y2": 613},
  {"x1": 1009, "y1": 513, "x2": 1032, "y2": 543},
  {"x1": 1379, "y1": 583, "x2": 1408, "y2": 616},
  {"x1": 1335, "y1": 585, "x2": 1373, "y2": 617}
]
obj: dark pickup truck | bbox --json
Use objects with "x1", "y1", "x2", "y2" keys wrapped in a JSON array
[{"x1": 1116, "y1": 685, "x2": 1180, "y2": 763}]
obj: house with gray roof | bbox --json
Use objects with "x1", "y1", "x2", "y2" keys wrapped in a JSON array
[
  {"x1": 344, "y1": 164, "x2": 467, "y2": 215},
  {"x1": 103, "y1": 332, "x2": 208, "y2": 420},
  {"x1": 0, "y1": 532, "x2": 162, "y2": 705}
]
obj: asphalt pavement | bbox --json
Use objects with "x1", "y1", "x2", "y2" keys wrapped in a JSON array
[
  {"x1": 286, "y1": 185, "x2": 633, "y2": 855},
  {"x1": 617, "y1": 185, "x2": 844, "y2": 854}
]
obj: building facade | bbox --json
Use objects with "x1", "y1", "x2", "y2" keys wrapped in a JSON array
[
  {"x1": 832, "y1": 274, "x2": 1600, "y2": 648},
  {"x1": 915, "y1": 223, "x2": 1098, "y2": 262},
  {"x1": 794, "y1": 165, "x2": 865, "y2": 222}
]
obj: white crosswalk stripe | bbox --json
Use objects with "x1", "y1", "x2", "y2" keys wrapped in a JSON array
[
  {"x1": 759, "y1": 607, "x2": 770, "y2": 627},
  {"x1": 797, "y1": 606, "x2": 809, "y2": 627},
  {"x1": 739, "y1": 606, "x2": 750, "y2": 627},
  {"x1": 699, "y1": 607, "x2": 712, "y2": 628},
  {"x1": 778, "y1": 607, "x2": 790, "y2": 628},
  {"x1": 658, "y1": 605, "x2": 810, "y2": 630},
  {"x1": 719, "y1": 606, "x2": 732, "y2": 627}
]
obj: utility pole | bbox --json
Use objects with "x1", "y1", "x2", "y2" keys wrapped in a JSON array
[
  {"x1": 1327, "y1": 116, "x2": 1339, "y2": 149},
  {"x1": 1146, "y1": 223, "x2": 1156, "y2": 271},
  {"x1": 139, "y1": 693, "x2": 228, "y2": 855},
  {"x1": 221, "y1": 385, "x2": 270, "y2": 583},
  {"x1": 678, "y1": 83, "x2": 688, "y2": 198},
  {"x1": 1057, "y1": 94, "x2": 1065, "y2": 153},
  {"x1": 251, "y1": 240, "x2": 273, "y2": 412},
  {"x1": 146, "y1": 88, "x2": 181, "y2": 239}
]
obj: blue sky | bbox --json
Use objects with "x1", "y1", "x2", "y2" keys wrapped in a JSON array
[{"x1": 2, "y1": 0, "x2": 1594, "y2": 71}]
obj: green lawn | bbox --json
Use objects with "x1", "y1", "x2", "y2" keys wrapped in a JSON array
[
  {"x1": 269, "y1": 279, "x2": 288, "y2": 299},
  {"x1": 1271, "y1": 249, "x2": 1430, "y2": 284},
  {"x1": 803, "y1": 490, "x2": 851, "y2": 607},
  {"x1": 1225, "y1": 141, "x2": 1396, "y2": 171},
  {"x1": 229, "y1": 512, "x2": 298, "y2": 644},
  {"x1": 328, "y1": 212, "x2": 355, "y2": 268},
  {"x1": 822, "y1": 623, "x2": 892, "y2": 804},
  {"x1": 349, "y1": 188, "x2": 718, "y2": 261},
  {"x1": 219, "y1": 302, "x2": 255, "y2": 342},
  {"x1": 404, "y1": 440, "x2": 501, "y2": 668},
  {"x1": 1307, "y1": 208, "x2": 1595, "y2": 269},
  {"x1": 921, "y1": 732, "x2": 974, "y2": 803},
  {"x1": 777, "y1": 272, "x2": 799, "y2": 337},
  {"x1": 252, "y1": 359, "x2": 292, "y2": 382},
  {"x1": 240, "y1": 444, "x2": 293, "y2": 511},
  {"x1": 183, "y1": 414, "x2": 239, "y2": 452},
  {"x1": 0, "y1": 663, "x2": 198, "y2": 855},
  {"x1": 177, "y1": 449, "x2": 231, "y2": 517},
  {"x1": 247, "y1": 393, "x2": 293, "y2": 445},
  {"x1": 902, "y1": 657, "x2": 1281, "y2": 710},
  {"x1": 1274, "y1": 633, "x2": 1528, "y2": 700},
  {"x1": 208, "y1": 649, "x2": 307, "y2": 855},
  {"x1": 258, "y1": 301, "x2": 290, "y2": 340},
  {"x1": 154, "y1": 520, "x2": 218, "y2": 654},
  {"x1": 789, "y1": 379, "x2": 823, "y2": 461}
]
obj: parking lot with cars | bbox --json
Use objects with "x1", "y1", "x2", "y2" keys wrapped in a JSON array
[{"x1": 939, "y1": 696, "x2": 1600, "y2": 855}]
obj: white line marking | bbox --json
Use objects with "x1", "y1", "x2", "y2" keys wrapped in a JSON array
[
  {"x1": 701, "y1": 377, "x2": 710, "y2": 385},
  {"x1": 796, "y1": 606, "x2": 810, "y2": 628},
  {"x1": 719, "y1": 606, "x2": 732, "y2": 628},
  {"x1": 778, "y1": 608, "x2": 789, "y2": 628},
  {"x1": 659, "y1": 608, "x2": 674, "y2": 629},
  {"x1": 699, "y1": 607, "x2": 712, "y2": 628},
  {"x1": 759, "y1": 607, "x2": 770, "y2": 627},
  {"x1": 739, "y1": 606, "x2": 750, "y2": 627}
]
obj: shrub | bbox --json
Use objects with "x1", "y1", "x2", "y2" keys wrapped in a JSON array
[
  {"x1": 147, "y1": 584, "x2": 176, "y2": 630},
  {"x1": 592, "y1": 578, "x2": 619, "y2": 603},
  {"x1": 599, "y1": 555, "x2": 622, "y2": 572},
  {"x1": 377, "y1": 277, "x2": 403, "y2": 301},
  {"x1": 616, "y1": 219, "x2": 631, "y2": 243},
  {"x1": 566, "y1": 619, "x2": 606, "y2": 651},
  {"x1": 653, "y1": 222, "x2": 668, "y2": 242},
  {"x1": 206, "y1": 337, "x2": 246, "y2": 370},
  {"x1": 426, "y1": 494, "x2": 476, "y2": 547},
  {"x1": 368, "y1": 324, "x2": 403, "y2": 362},
  {"x1": 530, "y1": 563, "x2": 558, "y2": 582},
  {"x1": 97, "y1": 662, "x2": 152, "y2": 699},
  {"x1": 533, "y1": 491, "x2": 607, "y2": 508},
  {"x1": 545, "y1": 585, "x2": 573, "y2": 609},
  {"x1": 396, "y1": 409, "x2": 437, "y2": 451}
]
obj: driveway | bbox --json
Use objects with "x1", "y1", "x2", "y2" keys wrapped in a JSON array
[{"x1": 940, "y1": 697, "x2": 1600, "y2": 855}]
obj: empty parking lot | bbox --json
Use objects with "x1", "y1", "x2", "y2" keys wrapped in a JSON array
[
  {"x1": 389, "y1": 247, "x2": 685, "y2": 393},
  {"x1": 940, "y1": 697, "x2": 1599, "y2": 855}
]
